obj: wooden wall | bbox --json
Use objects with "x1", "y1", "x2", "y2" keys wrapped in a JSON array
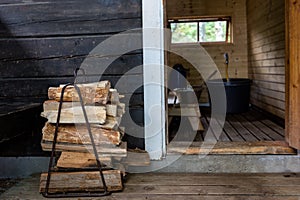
[
  {"x1": 166, "y1": 0, "x2": 248, "y2": 102},
  {"x1": 0, "y1": 0, "x2": 144, "y2": 149},
  {"x1": 0, "y1": 0, "x2": 142, "y2": 104},
  {"x1": 247, "y1": 0, "x2": 286, "y2": 119}
]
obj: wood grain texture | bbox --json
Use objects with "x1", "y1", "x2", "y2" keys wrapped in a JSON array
[
  {"x1": 285, "y1": 0, "x2": 300, "y2": 150},
  {"x1": 247, "y1": 0, "x2": 286, "y2": 119},
  {"x1": 48, "y1": 81, "x2": 110, "y2": 104},
  {"x1": 0, "y1": 0, "x2": 143, "y2": 106},
  {"x1": 2, "y1": 173, "x2": 300, "y2": 199},
  {"x1": 56, "y1": 152, "x2": 112, "y2": 169},
  {"x1": 167, "y1": 141, "x2": 296, "y2": 155},
  {"x1": 41, "y1": 106, "x2": 106, "y2": 124},
  {"x1": 41, "y1": 141, "x2": 127, "y2": 157},
  {"x1": 39, "y1": 170, "x2": 123, "y2": 193},
  {"x1": 42, "y1": 122, "x2": 122, "y2": 145}
]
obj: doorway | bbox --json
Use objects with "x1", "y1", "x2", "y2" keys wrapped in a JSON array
[{"x1": 164, "y1": 0, "x2": 299, "y2": 154}]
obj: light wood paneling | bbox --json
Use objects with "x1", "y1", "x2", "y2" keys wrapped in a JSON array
[
  {"x1": 247, "y1": 0, "x2": 286, "y2": 119},
  {"x1": 166, "y1": 0, "x2": 248, "y2": 103}
]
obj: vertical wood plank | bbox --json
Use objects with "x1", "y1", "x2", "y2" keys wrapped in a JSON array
[{"x1": 286, "y1": 0, "x2": 300, "y2": 150}]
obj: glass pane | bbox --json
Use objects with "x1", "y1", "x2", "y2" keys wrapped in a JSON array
[
  {"x1": 199, "y1": 21, "x2": 227, "y2": 42},
  {"x1": 171, "y1": 22, "x2": 197, "y2": 43}
]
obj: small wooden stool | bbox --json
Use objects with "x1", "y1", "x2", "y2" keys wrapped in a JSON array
[{"x1": 168, "y1": 88, "x2": 204, "y2": 131}]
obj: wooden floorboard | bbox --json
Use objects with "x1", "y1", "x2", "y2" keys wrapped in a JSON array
[
  {"x1": 1, "y1": 173, "x2": 300, "y2": 199},
  {"x1": 233, "y1": 114, "x2": 273, "y2": 141},
  {"x1": 244, "y1": 111, "x2": 285, "y2": 141},
  {"x1": 200, "y1": 108, "x2": 285, "y2": 142},
  {"x1": 224, "y1": 116, "x2": 251, "y2": 142}
]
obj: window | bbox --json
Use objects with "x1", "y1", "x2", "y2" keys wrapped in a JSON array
[{"x1": 169, "y1": 17, "x2": 231, "y2": 44}]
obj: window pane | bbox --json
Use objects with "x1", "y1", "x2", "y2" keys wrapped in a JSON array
[
  {"x1": 199, "y1": 21, "x2": 227, "y2": 42},
  {"x1": 171, "y1": 22, "x2": 197, "y2": 43}
]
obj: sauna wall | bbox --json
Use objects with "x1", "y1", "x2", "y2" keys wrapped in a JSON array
[
  {"x1": 166, "y1": 0, "x2": 248, "y2": 102},
  {"x1": 247, "y1": 0, "x2": 286, "y2": 119}
]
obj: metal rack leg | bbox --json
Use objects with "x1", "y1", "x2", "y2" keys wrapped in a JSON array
[{"x1": 42, "y1": 83, "x2": 111, "y2": 198}]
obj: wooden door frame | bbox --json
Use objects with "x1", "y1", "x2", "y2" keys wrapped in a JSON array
[{"x1": 285, "y1": 0, "x2": 300, "y2": 150}]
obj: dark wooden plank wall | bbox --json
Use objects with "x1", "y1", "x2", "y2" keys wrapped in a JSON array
[
  {"x1": 0, "y1": 0, "x2": 142, "y2": 103},
  {"x1": 247, "y1": 0, "x2": 286, "y2": 119},
  {"x1": 0, "y1": 0, "x2": 144, "y2": 149}
]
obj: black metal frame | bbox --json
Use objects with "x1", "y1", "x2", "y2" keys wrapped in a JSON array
[{"x1": 41, "y1": 69, "x2": 111, "y2": 198}]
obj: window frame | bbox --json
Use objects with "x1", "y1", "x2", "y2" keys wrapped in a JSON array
[{"x1": 168, "y1": 16, "x2": 232, "y2": 44}]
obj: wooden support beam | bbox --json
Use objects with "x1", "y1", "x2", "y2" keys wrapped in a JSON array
[{"x1": 286, "y1": 0, "x2": 300, "y2": 150}]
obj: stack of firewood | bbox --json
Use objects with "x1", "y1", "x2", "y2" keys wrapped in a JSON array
[{"x1": 39, "y1": 80, "x2": 126, "y2": 193}]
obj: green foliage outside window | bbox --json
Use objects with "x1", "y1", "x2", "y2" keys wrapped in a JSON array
[{"x1": 170, "y1": 19, "x2": 230, "y2": 43}]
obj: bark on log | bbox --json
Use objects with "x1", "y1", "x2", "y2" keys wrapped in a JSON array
[
  {"x1": 42, "y1": 122, "x2": 122, "y2": 145},
  {"x1": 48, "y1": 81, "x2": 110, "y2": 104}
]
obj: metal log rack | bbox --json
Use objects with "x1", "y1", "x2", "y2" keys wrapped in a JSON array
[{"x1": 41, "y1": 69, "x2": 111, "y2": 198}]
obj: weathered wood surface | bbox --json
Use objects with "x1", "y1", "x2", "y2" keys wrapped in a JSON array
[
  {"x1": 0, "y1": 0, "x2": 143, "y2": 107},
  {"x1": 41, "y1": 106, "x2": 106, "y2": 124},
  {"x1": 48, "y1": 81, "x2": 110, "y2": 104},
  {"x1": 100, "y1": 116, "x2": 122, "y2": 130},
  {"x1": 39, "y1": 170, "x2": 123, "y2": 193},
  {"x1": 122, "y1": 149, "x2": 151, "y2": 167},
  {"x1": 286, "y1": 0, "x2": 300, "y2": 150},
  {"x1": 41, "y1": 141, "x2": 127, "y2": 157},
  {"x1": 2, "y1": 172, "x2": 300, "y2": 199},
  {"x1": 198, "y1": 108, "x2": 285, "y2": 142},
  {"x1": 43, "y1": 100, "x2": 80, "y2": 111},
  {"x1": 247, "y1": 0, "x2": 286, "y2": 119},
  {"x1": 56, "y1": 152, "x2": 112, "y2": 169},
  {"x1": 43, "y1": 100, "x2": 125, "y2": 118},
  {"x1": 42, "y1": 122, "x2": 122, "y2": 145},
  {"x1": 167, "y1": 141, "x2": 296, "y2": 155},
  {"x1": 0, "y1": 0, "x2": 141, "y2": 37},
  {"x1": 168, "y1": 107, "x2": 201, "y2": 117},
  {"x1": 106, "y1": 103, "x2": 125, "y2": 117}
]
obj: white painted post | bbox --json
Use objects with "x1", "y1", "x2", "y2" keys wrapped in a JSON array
[{"x1": 142, "y1": 0, "x2": 166, "y2": 160}]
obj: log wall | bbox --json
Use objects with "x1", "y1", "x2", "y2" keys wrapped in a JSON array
[
  {"x1": 247, "y1": 0, "x2": 286, "y2": 119},
  {"x1": 166, "y1": 0, "x2": 248, "y2": 102}
]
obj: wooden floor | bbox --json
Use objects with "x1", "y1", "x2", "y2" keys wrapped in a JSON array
[
  {"x1": 200, "y1": 108, "x2": 285, "y2": 142},
  {"x1": 169, "y1": 108, "x2": 285, "y2": 142},
  {"x1": 167, "y1": 108, "x2": 294, "y2": 155},
  {"x1": 1, "y1": 173, "x2": 300, "y2": 199}
]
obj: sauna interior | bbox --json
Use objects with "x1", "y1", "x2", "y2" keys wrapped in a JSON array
[{"x1": 166, "y1": 0, "x2": 287, "y2": 147}]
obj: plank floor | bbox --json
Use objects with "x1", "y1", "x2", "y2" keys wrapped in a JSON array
[
  {"x1": 200, "y1": 109, "x2": 285, "y2": 142},
  {"x1": 1, "y1": 173, "x2": 300, "y2": 199}
]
